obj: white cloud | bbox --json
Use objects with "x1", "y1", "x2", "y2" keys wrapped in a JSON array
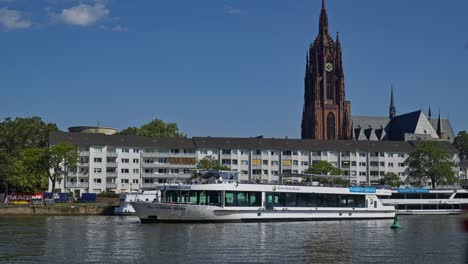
[
  {"x1": 110, "y1": 25, "x2": 127, "y2": 32},
  {"x1": 0, "y1": 8, "x2": 31, "y2": 30},
  {"x1": 224, "y1": 4, "x2": 241, "y2": 15},
  {"x1": 60, "y1": 2, "x2": 109, "y2": 26}
]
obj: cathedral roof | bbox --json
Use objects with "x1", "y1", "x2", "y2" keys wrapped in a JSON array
[{"x1": 429, "y1": 118, "x2": 455, "y2": 142}]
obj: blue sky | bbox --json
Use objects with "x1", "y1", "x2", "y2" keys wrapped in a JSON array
[{"x1": 1, "y1": 0, "x2": 467, "y2": 138}]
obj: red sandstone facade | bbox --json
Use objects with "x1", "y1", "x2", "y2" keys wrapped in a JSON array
[{"x1": 301, "y1": 0, "x2": 351, "y2": 140}]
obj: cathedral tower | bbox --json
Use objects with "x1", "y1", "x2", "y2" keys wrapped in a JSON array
[{"x1": 301, "y1": 0, "x2": 351, "y2": 140}]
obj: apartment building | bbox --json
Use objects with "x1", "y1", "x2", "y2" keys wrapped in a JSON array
[{"x1": 49, "y1": 132, "x2": 460, "y2": 195}]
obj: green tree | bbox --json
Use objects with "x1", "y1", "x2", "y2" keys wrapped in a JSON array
[
  {"x1": 306, "y1": 161, "x2": 342, "y2": 175},
  {"x1": 48, "y1": 142, "x2": 79, "y2": 192},
  {"x1": 119, "y1": 119, "x2": 186, "y2": 138},
  {"x1": 454, "y1": 131, "x2": 468, "y2": 160},
  {"x1": 196, "y1": 156, "x2": 230, "y2": 171},
  {"x1": 379, "y1": 172, "x2": 403, "y2": 188},
  {"x1": 0, "y1": 117, "x2": 59, "y2": 192},
  {"x1": 8, "y1": 148, "x2": 48, "y2": 192},
  {"x1": 406, "y1": 141, "x2": 457, "y2": 189}
]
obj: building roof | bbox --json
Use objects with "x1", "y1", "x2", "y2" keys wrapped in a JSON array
[
  {"x1": 429, "y1": 118, "x2": 455, "y2": 142},
  {"x1": 388, "y1": 110, "x2": 423, "y2": 140},
  {"x1": 351, "y1": 116, "x2": 390, "y2": 130},
  {"x1": 49, "y1": 132, "x2": 195, "y2": 149},
  {"x1": 50, "y1": 132, "x2": 458, "y2": 154}
]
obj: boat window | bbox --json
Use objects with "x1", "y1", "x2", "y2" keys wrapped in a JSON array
[
  {"x1": 405, "y1": 194, "x2": 421, "y2": 199},
  {"x1": 279, "y1": 193, "x2": 366, "y2": 208},
  {"x1": 437, "y1": 193, "x2": 452, "y2": 199},
  {"x1": 390, "y1": 194, "x2": 405, "y2": 199},
  {"x1": 420, "y1": 193, "x2": 437, "y2": 199},
  {"x1": 225, "y1": 192, "x2": 262, "y2": 207},
  {"x1": 454, "y1": 193, "x2": 468, "y2": 199}
]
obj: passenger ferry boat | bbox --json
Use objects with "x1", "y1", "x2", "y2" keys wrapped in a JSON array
[
  {"x1": 131, "y1": 182, "x2": 395, "y2": 223},
  {"x1": 379, "y1": 189, "x2": 468, "y2": 215}
]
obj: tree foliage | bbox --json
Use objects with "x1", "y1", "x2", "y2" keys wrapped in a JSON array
[
  {"x1": 306, "y1": 161, "x2": 342, "y2": 175},
  {"x1": 0, "y1": 117, "x2": 59, "y2": 192},
  {"x1": 406, "y1": 141, "x2": 457, "y2": 189},
  {"x1": 454, "y1": 131, "x2": 468, "y2": 160},
  {"x1": 48, "y1": 142, "x2": 79, "y2": 192},
  {"x1": 119, "y1": 119, "x2": 186, "y2": 138},
  {"x1": 379, "y1": 172, "x2": 403, "y2": 188},
  {"x1": 196, "y1": 156, "x2": 230, "y2": 171}
]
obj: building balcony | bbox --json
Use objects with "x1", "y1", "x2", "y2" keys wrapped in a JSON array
[
  {"x1": 141, "y1": 163, "x2": 196, "y2": 169},
  {"x1": 79, "y1": 151, "x2": 90, "y2": 156},
  {"x1": 106, "y1": 162, "x2": 118, "y2": 167},
  {"x1": 141, "y1": 173, "x2": 192, "y2": 179},
  {"x1": 65, "y1": 182, "x2": 89, "y2": 188},
  {"x1": 106, "y1": 183, "x2": 117, "y2": 189},
  {"x1": 142, "y1": 183, "x2": 157, "y2": 189},
  {"x1": 106, "y1": 172, "x2": 118, "y2": 177},
  {"x1": 106, "y1": 152, "x2": 118, "y2": 157},
  {"x1": 141, "y1": 152, "x2": 196, "y2": 158}
]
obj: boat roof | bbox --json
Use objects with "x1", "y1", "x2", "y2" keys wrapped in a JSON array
[{"x1": 155, "y1": 183, "x2": 391, "y2": 196}]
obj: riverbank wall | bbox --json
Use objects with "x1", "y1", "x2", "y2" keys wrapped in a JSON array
[{"x1": 0, "y1": 204, "x2": 117, "y2": 215}]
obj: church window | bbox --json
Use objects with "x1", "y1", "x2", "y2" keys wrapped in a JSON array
[
  {"x1": 326, "y1": 112, "x2": 336, "y2": 140},
  {"x1": 326, "y1": 70, "x2": 333, "y2": 100}
]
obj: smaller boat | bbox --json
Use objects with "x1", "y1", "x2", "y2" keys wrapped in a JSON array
[
  {"x1": 114, "y1": 191, "x2": 159, "y2": 215},
  {"x1": 379, "y1": 188, "x2": 468, "y2": 215}
]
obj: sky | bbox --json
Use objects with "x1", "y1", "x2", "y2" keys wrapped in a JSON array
[{"x1": 1, "y1": 0, "x2": 467, "y2": 138}]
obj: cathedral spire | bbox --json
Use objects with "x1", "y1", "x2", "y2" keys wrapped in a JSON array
[
  {"x1": 437, "y1": 111, "x2": 444, "y2": 139},
  {"x1": 389, "y1": 85, "x2": 396, "y2": 119},
  {"x1": 428, "y1": 105, "x2": 432, "y2": 120},
  {"x1": 319, "y1": 0, "x2": 329, "y2": 35}
]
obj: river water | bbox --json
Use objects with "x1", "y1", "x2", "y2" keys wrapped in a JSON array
[{"x1": 0, "y1": 215, "x2": 466, "y2": 264}]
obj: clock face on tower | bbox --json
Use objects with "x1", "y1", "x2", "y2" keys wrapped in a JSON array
[{"x1": 325, "y1": 63, "x2": 333, "y2": 72}]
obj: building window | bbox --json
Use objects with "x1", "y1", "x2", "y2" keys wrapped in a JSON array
[
  {"x1": 122, "y1": 148, "x2": 129, "y2": 153},
  {"x1": 380, "y1": 162, "x2": 385, "y2": 167},
  {"x1": 326, "y1": 64, "x2": 333, "y2": 100},
  {"x1": 370, "y1": 161, "x2": 379, "y2": 167},
  {"x1": 271, "y1": 161, "x2": 279, "y2": 166},
  {"x1": 326, "y1": 113, "x2": 335, "y2": 140},
  {"x1": 133, "y1": 159, "x2": 139, "y2": 164},
  {"x1": 388, "y1": 162, "x2": 394, "y2": 167},
  {"x1": 293, "y1": 160, "x2": 299, "y2": 166},
  {"x1": 133, "y1": 149, "x2": 139, "y2": 153},
  {"x1": 241, "y1": 160, "x2": 249, "y2": 165},
  {"x1": 133, "y1": 169, "x2": 139, "y2": 174},
  {"x1": 263, "y1": 160, "x2": 268, "y2": 165},
  {"x1": 121, "y1": 158, "x2": 129, "y2": 163},
  {"x1": 282, "y1": 150, "x2": 292, "y2": 156},
  {"x1": 351, "y1": 171, "x2": 357, "y2": 176},
  {"x1": 94, "y1": 158, "x2": 102, "y2": 163},
  {"x1": 94, "y1": 168, "x2": 102, "y2": 173},
  {"x1": 272, "y1": 171, "x2": 279, "y2": 176},
  {"x1": 359, "y1": 162, "x2": 366, "y2": 167},
  {"x1": 398, "y1": 163, "x2": 405, "y2": 167},
  {"x1": 359, "y1": 153, "x2": 366, "y2": 157},
  {"x1": 370, "y1": 171, "x2": 379, "y2": 176},
  {"x1": 121, "y1": 169, "x2": 129, "y2": 174},
  {"x1": 232, "y1": 159, "x2": 238, "y2": 165},
  {"x1": 359, "y1": 172, "x2": 366, "y2": 176},
  {"x1": 133, "y1": 179, "x2": 139, "y2": 184},
  {"x1": 222, "y1": 149, "x2": 231, "y2": 155},
  {"x1": 94, "y1": 147, "x2": 102, "y2": 153},
  {"x1": 222, "y1": 159, "x2": 231, "y2": 165},
  {"x1": 93, "y1": 179, "x2": 102, "y2": 183},
  {"x1": 121, "y1": 179, "x2": 129, "y2": 184},
  {"x1": 351, "y1": 161, "x2": 357, "y2": 167},
  {"x1": 301, "y1": 161, "x2": 309, "y2": 166}
]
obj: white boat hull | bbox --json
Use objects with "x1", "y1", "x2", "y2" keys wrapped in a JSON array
[{"x1": 131, "y1": 202, "x2": 395, "y2": 223}]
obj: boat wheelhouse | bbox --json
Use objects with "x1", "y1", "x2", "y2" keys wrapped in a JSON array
[
  {"x1": 131, "y1": 183, "x2": 395, "y2": 223},
  {"x1": 379, "y1": 189, "x2": 468, "y2": 215}
]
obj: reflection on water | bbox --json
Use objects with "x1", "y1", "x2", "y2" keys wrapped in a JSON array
[{"x1": 0, "y1": 216, "x2": 465, "y2": 264}]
